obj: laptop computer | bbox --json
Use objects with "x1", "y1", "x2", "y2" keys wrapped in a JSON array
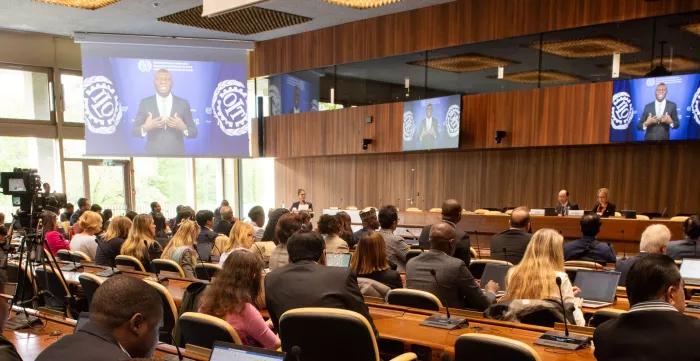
[
  {"x1": 573, "y1": 269, "x2": 620, "y2": 308},
  {"x1": 480, "y1": 263, "x2": 511, "y2": 297},
  {"x1": 680, "y1": 259, "x2": 700, "y2": 286},
  {"x1": 620, "y1": 210, "x2": 636, "y2": 219},
  {"x1": 209, "y1": 341, "x2": 285, "y2": 361},
  {"x1": 544, "y1": 207, "x2": 557, "y2": 216},
  {"x1": 326, "y1": 253, "x2": 351, "y2": 268}
]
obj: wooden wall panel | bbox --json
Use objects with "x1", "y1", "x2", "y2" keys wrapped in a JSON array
[{"x1": 275, "y1": 143, "x2": 700, "y2": 218}]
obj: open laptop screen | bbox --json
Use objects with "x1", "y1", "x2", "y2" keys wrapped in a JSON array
[
  {"x1": 326, "y1": 253, "x2": 351, "y2": 268},
  {"x1": 480, "y1": 264, "x2": 511, "y2": 288},
  {"x1": 573, "y1": 270, "x2": 620, "y2": 303},
  {"x1": 680, "y1": 259, "x2": 700, "y2": 279},
  {"x1": 210, "y1": 341, "x2": 285, "y2": 361}
]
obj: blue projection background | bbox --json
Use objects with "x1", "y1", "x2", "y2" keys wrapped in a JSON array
[
  {"x1": 402, "y1": 95, "x2": 462, "y2": 151},
  {"x1": 610, "y1": 74, "x2": 700, "y2": 142},
  {"x1": 82, "y1": 57, "x2": 249, "y2": 157}
]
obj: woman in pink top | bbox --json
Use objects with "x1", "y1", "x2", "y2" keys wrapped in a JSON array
[
  {"x1": 199, "y1": 250, "x2": 280, "y2": 350},
  {"x1": 41, "y1": 211, "x2": 70, "y2": 256}
]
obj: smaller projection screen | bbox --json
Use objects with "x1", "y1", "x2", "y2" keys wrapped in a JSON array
[{"x1": 402, "y1": 95, "x2": 461, "y2": 151}]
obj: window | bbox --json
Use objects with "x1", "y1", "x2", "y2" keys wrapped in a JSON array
[
  {"x1": 61, "y1": 72, "x2": 84, "y2": 123},
  {"x1": 133, "y1": 158, "x2": 193, "y2": 219},
  {"x1": 195, "y1": 159, "x2": 223, "y2": 211},
  {"x1": 0, "y1": 65, "x2": 52, "y2": 121},
  {"x1": 239, "y1": 158, "x2": 275, "y2": 219},
  {"x1": 223, "y1": 159, "x2": 237, "y2": 216}
]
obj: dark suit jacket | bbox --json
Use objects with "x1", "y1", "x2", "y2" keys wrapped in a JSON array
[
  {"x1": 418, "y1": 118, "x2": 439, "y2": 149},
  {"x1": 563, "y1": 236, "x2": 617, "y2": 265},
  {"x1": 489, "y1": 228, "x2": 532, "y2": 264},
  {"x1": 555, "y1": 202, "x2": 579, "y2": 216},
  {"x1": 614, "y1": 252, "x2": 648, "y2": 286},
  {"x1": 290, "y1": 202, "x2": 313, "y2": 212},
  {"x1": 131, "y1": 94, "x2": 197, "y2": 154},
  {"x1": 666, "y1": 238, "x2": 700, "y2": 260},
  {"x1": 406, "y1": 250, "x2": 496, "y2": 311},
  {"x1": 213, "y1": 220, "x2": 234, "y2": 236},
  {"x1": 593, "y1": 309, "x2": 700, "y2": 361},
  {"x1": 418, "y1": 221, "x2": 471, "y2": 266},
  {"x1": 636, "y1": 100, "x2": 680, "y2": 141},
  {"x1": 264, "y1": 260, "x2": 378, "y2": 338},
  {"x1": 36, "y1": 321, "x2": 130, "y2": 361},
  {"x1": 358, "y1": 269, "x2": 403, "y2": 290},
  {"x1": 591, "y1": 203, "x2": 617, "y2": 218},
  {"x1": 0, "y1": 334, "x2": 22, "y2": 361}
]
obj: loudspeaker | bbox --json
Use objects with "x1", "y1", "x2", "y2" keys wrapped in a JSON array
[
  {"x1": 366, "y1": 116, "x2": 373, "y2": 123},
  {"x1": 494, "y1": 130, "x2": 507, "y2": 144},
  {"x1": 362, "y1": 138, "x2": 373, "y2": 150}
]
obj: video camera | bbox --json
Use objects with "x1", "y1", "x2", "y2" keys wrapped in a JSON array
[{"x1": 0, "y1": 168, "x2": 66, "y2": 229}]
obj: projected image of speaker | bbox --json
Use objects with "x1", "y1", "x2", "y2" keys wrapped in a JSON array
[{"x1": 401, "y1": 95, "x2": 461, "y2": 152}]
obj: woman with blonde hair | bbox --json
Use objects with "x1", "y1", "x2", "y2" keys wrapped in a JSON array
[
  {"x1": 162, "y1": 219, "x2": 199, "y2": 278},
  {"x1": 219, "y1": 222, "x2": 255, "y2": 265},
  {"x1": 503, "y1": 228, "x2": 585, "y2": 326},
  {"x1": 70, "y1": 211, "x2": 102, "y2": 260},
  {"x1": 592, "y1": 187, "x2": 616, "y2": 218},
  {"x1": 120, "y1": 214, "x2": 162, "y2": 273},
  {"x1": 95, "y1": 216, "x2": 132, "y2": 267},
  {"x1": 351, "y1": 232, "x2": 402, "y2": 289}
]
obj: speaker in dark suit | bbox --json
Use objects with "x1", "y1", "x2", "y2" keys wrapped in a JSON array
[
  {"x1": 132, "y1": 69, "x2": 197, "y2": 155},
  {"x1": 418, "y1": 199, "x2": 471, "y2": 265},
  {"x1": 635, "y1": 83, "x2": 679, "y2": 141},
  {"x1": 418, "y1": 103, "x2": 439, "y2": 149}
]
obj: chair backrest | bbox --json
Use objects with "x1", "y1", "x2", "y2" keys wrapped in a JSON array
[
  {"x1": 505, "y1": 209, "x2": 514, "y2": 215},
  {"x1": 469, "y1": 259, "x2": 512, "y2": 280},
  {"x1": 428, "y1": 208, "x2": 442, "y2": 213},
  {"x1": 71, "y1": 251, "x2": 92, "y2": 262},
  {"x1": 279, "y1": 308, "x2": 380, "y2": 361},
  {"x1": 635, "y1": 214, "x2": 650, "y2": 220},
  {"x1": 564, "y1": 260, "x2": 604, "y2": 269},
  {"x1": 670, "y1": 216, "x2": 689, "y2": 222},
  {"x1": 564, "y1": 266, "x2": 589, "y2": 283},
  {"x1": 454, "y1": 334, "x2": 542, "y2": 361},
  {"x1": 473, "y1": 209, "x2": 488, "y2": 214},
  {"x1": 346, "y1": 206, "x2": 358, "y2": 210},
  {"x1": 357, "y1": 277, "x2": 391, "y2": 299},
  {"x1": 405, "y1": 249, "x2": 423, "y2": 262},
  {"x1": 144, "y1": 280, "x2": 180, "y2": 344},
  {"x1": 115, "y1": 255, "x2": 146, "y2": 272},
  {"x1": 194, "y1": 263, "x2": 222, "y2": 280},
  {"x1": 61, "y1": 221, "x2": 71, "y2": 233},
  {"x1": 78, "y1": 273, "x2": 103, "y2": 309},
  {"x1": 152, "y1": 259, "x2": 186, "y2": 278},
  {"x1": 177, "y1": 312, "x2": 241, "y2": 350},
  {"x1": 57, "y1": 249, "x2": 73, "y2": 262},
  {"x1": 386, "y1": 289, "x2": 442, "y2": 311},
  {"x1": 6, "y1": 261, "x2": 37, "y2": 305},
  {"x1": 405, "y1": 207, "x2": 422, "y2": 212},
  {"x1": 34, "y1": 266, "x2": 73, "y2": 318},
  {"x1": 484, "y1": 211, "x2": 504, "y2": 215},
  {"x1": 614, "y1": 212, "x2": 622, "y2": 217},
  {"x1": 588, "y1": 309, "x2": 626, "y2": 328}
]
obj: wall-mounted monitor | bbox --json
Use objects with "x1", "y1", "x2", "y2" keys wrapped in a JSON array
[
  {"x1": 610, "y1": 74, "x2": 700, "y2": 142},
  {"x1": 402, "y1": 95, "x2": 461, "y2": 151}
]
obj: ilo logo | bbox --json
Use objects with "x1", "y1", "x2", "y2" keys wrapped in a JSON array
[
  {"x1": 83, "y1": 76, "x2": 122, "y2": 135},
  {"x1": 610, "y1": 91, "x2": 634, "y2": 130},
  {"x1": 211, "y1": 79, "x2": 248, "y2": 137},
  {"x1": 138, "y1": 59, "x2": 153, "y2": 73},
  {"x1": 403, "y1": 111, "x2": 415, "y2": 141}
]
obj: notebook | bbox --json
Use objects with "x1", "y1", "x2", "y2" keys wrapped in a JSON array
[{"x1": 209, "y1": 341, "x2": 285, "y2": 361}]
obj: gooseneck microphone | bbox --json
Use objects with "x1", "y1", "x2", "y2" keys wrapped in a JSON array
[
  {"x1": 94, "y1": 238, "x2": 121, "y2": 277},
  {"x1": 555, "y1": 276, "x2": 570, "y2": 337},
  {"x1": 337, "y1": 198, "x2": 343, "y2": 209},
  {"x1": 291, "y1": 346, "x2": 302, "y2": 361},
  {"x1": 430, "y1": 269, "x2": 451, "y2": 319}
]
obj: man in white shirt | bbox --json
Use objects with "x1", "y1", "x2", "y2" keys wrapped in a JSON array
[
  {"x1": 637, "y1": 82, "x2": 679, "y2": 141},
  {"x1": 418, "y1": 103, "x2": 438, "y2": 149},
  {"x1": 132, "y1": 69, "x2": 197, "y2": 154}
]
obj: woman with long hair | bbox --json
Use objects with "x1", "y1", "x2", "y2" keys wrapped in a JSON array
[
  {"x1": 95, "y1": 216, "x2": 132, "y2": 267},
  {"x1": 503, "y1": 228, "x2": 584, "y2": 325},
  {"x1": 218, "y1": 222, "x2": 255, "y2": 265},
  {"x1": 199, "y1": 250, "x2": 280, "y2": 350},
  {"x1": 269, "y1": 213, "x2": 303, "y2": 271},
  {"x1": 121, "y1": 214, "x2": 162, "y2": 272},
  {"x1": 336, "y1": 211, "x2": 354, "y2": 248},
  {"x1": 162, "y1": 219, "x2": 199, "y2": 278},
  {"x1": 351, "y1": 232, "x2": 402, "y2": 289},
  {"x1": 42, "y1": 211, "x2": 70, "y2": 256},
  {"x1": 71, "y1": 211, "x2": 102, "y2": 260},
  {"x1": 261, "y1": 208, "x2": 289, "y2": 243}
]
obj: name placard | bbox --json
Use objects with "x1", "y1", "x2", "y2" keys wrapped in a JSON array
[
  {"x1": 531, "y1": 209, "x2": 545, "y2": 215},
  {"x1": 569, "y1": 210, "x2": 584, "y2": 217}
]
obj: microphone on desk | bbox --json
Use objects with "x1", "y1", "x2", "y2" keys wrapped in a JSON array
[
  {"x1": 144, "y1": 240, "x2": 168, "y2": 283},
  {"x1": 405, "y1": 229, "x2": 420, "y2": 249},
  {"x1": 337, "y1": 198, "x2": 343, "y2": 209},
  {"x1": 161, "y1": 331, "x2": 183, "y2": 361},
  {"x1": 419, "y1": 269, "x2": 468, "y2": 330},
  {"x1": 94, "y1": 238, "x2": 121, "y2": 277},
  {"x1": 661, "y1": 207, "x2": 667, "y2": 218},
  {"x1": 291, "y1": 346, "x2": 302, "y2": 361},
  {"x1": 430, "y1": 269, "x2": 451, "y2": 320},
  {"x1": 555, "y1": 276, "x2": 570, "y2": 337}
]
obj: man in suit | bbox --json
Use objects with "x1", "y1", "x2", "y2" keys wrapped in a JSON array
[
  {"x1": 214, "y1": 206, "x2": 235, "y2": 236},
  {"x1": 265, "y1": 230, "x2": 378, "y2": 338},
  {"x1": 407, "y1": 222, "x2": 498, "y2": 311},
  {"x1": 290, "y1": 86, "x2": 301, "y2": 114},
  {"x1": 149, "y1": 201, "x2": 168, "y2": 238},
  {"x1": 594, "y1": 254, "x2": 700, "y2": 361},
  {"x1": 353, "y1": 208, "x2": 379, "y2": 248},
  {"x1": 636, "y1": 83, "x2": 679, "y2": 141},
  {"x1": 36, "y1": 276, "x2": 163, "y2": 361},
  {"x1": 419, "y1": 199, "x2": 471, "y2": 266},
  {"x1": 490, "y1": 207, "x2": 532, "y2": 264},
  {"x1": 555, "y1": 189, "x2": 579, "y2": 216},
  {"x1": 132, "y1": 69, "x2": 197, "y2": 155},
  {"x1": 196, "y1": 210, "x2": 218, "y2": 260},
  {"x1": 667, "y1": 215, "x2": 700, "y2": 260},
  {"x1": 563, "y1": 214, "x2": 617, "y2": 265},
  {"x1": 616, "y1": 224, "x2": 671, "y2": 286},
  {"x1": 60, "y1": 203, "x2": 74, "y2": 223},
  {"x1": 418, "y1": 103, "x2": 438, "y2": 149},
  {"x1": 213, "y1": 200, "x2": 229, "y2": 226},
  {"x1": 70, "y1": 198, "x2": 90, "y2": 226}
]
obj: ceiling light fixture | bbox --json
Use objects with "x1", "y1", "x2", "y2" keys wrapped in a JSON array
[
  {"x1": 681, "y1": 22, "x2": 700, "y2": 37},
  {"x1": 323, "y1": 0, "x2": 402, "y2": 9},
  {"x1": 599, "y1": 56, "x2": 700, "y2": 77},
  {"x1": 527, "y1": 36, "x2": 640, "y2": 58},
  {"x1": 488, "y1": 70, "x2": 582, "y2": 84},
  {"x1": 408, "y1": 53, "x2": 518, "y2": 73},
  {"x1": 32, "y1": 0, "x2": 120, "y2": 10}
]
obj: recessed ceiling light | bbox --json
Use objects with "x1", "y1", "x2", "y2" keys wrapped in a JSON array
[
  {"x1": 527, "y1": 36, "x2": 640, "y2": 58},
  {"x1": 323, "y1": 0, "x2": 402, "y2": 9},
  {"x1": 33, "y1": 0, "x2": 120, "y2": 10}
]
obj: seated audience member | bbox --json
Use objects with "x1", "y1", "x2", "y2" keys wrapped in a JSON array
[
  {"x1": 377, "y1": 205, "x2": 409, "y2": 272},
  {"x1": 214, "y1": 206, "x2": 235, "y2": 236},
  {"x1": 0, "y1": 270, "x2": 23, "y2": 361},
  {"x1": 555, "y1": 189, "x2": 579, "y2": 216},
  {"x1": 593, "y1": 254, "x2": 700, "y2": 361},
  {"x1": 617, "y1": 224, "x2": 670, "y2": 286},
  {"x1": 121, "y1": 214, "x2": 162, "y2": 272},
  {"x1": 406, "y1": 222, "x2": 498, "y2": 311},
  {"x1": 214, "y1": 200, "x2": 229, "y2": 225},
  {"x1": 490, "y1": 207, "x2": 532, "y2": 264},
  {"x1": 261, "y1": 208, "x2": 289, "y2": 243},
  {"x1": 667, "y1": 215, "x2": 700, "y2": 260},
  {"x1": 269, "y1": 213, "x2": 303, "y2": 271},
  {"x1": 219, "y1": 222, "x2": 255, "y2": 265},
  {"x1": 318, "y1": 214, "x2": 350, "y2": 254},
  {"x1": 71, "y1": 211, "x2": 102, "y2": 260},
  {"x1": 246, "y1": 206, "x2": 265, "y2": 242},
  {"x1": 35, "y1": 276, "x2": 163, "y2": 361},
  {"x1": 161, "y1": 219, "x2": 199, "y2": 278},
  {"x1": 60, "y1": 203, "x2": 74, "y2": 223},
  {"x1": 70, "y1": 198, "x2": 90, "y2": 225},
  {"x1": 125, "y1": 211, "x2": 138, "y2": 221},
  {"x1": 419, "y1": 199, "x2": 472, "y2": 266},
  {"x1": 102, "y1": 209, "x2": 113, "y2": 232},
  {"x1": 351, "y1": 232, "x2": 403, "y2": 289},
  {"x1": 199, "y1": 250, "x2": 280, "y2": 350},
  {"x1": 172, "y1": 207, "x2": 195, "y2": 234},
  {"x1": 0, "y1": 226, "x2": 10, "y2": 269},
  {"x1": 563, "y1": 214, "x2": 617, "y2": 265},
  {"x1": 503, "y1": 229, "x2": 584, "y2": 326},
  {"x1": 335, "y1": 211, "x2": 354, "y2": 248},
  {"x1": 96, "y1": 216, "x2": 132, "y2": 267},
  {"x1": 42, "y1": 211, "x2": 70, "y2": 256},
  {"x1": 196, "y1": 210, "x2": 217, "y2": 246},
  {"x1": 353, "y1": 208, "x2": 379, "y2": 246},
  {"x1": 168, "y1": 205, "x2": 183, "y2": 230},
  {"x1": 265, "y1": 230, "x2": 378, "y2": 337},
  {"x1": 592, "y1": 187, "x2": 616, "y2": 218},
  {"x1": 91, "y1": 204, "x2": 103, "y2": 215},
  {"x1": 298, "y1": 211, "x2": 312, "y2": 230}
]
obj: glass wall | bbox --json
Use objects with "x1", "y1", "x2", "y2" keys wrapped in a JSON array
[
  {"x1": 133, "y1": 158, "x2": 193, "y2": 219},
  {"x1": 0, "y1": 65, "x2": 52, "y2": 121},
  {"x1": 61, "y1": 72, "x2": 84, "y2": 123},
  {"x1": 239, "y1": 158, "x2": 275, "y2": 221},
  {"x1": 195, "y1": 158, "x2": 224, "y2": 212}
]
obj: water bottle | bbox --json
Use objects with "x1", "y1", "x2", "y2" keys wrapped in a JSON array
[
  {"x1": 566, "y1": 205, "x2": 570, "y2": 216},
  {"x1": 281, "y1": 201, "x2": 286, "y2": 209}
]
